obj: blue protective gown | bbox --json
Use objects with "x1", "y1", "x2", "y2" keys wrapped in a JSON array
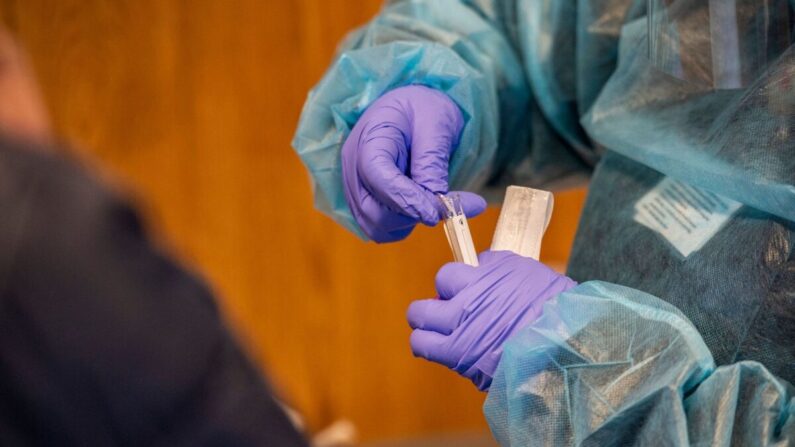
[{"x1": 293, "y1": 1, "x2": 795, "y2": 444}]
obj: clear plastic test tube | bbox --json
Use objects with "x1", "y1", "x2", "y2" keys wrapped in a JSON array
[{"x1": 438, "y1": 193, "x2": 479, "y2": 266}]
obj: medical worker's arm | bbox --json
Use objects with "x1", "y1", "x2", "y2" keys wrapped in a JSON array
[
  {"x1": 410, "y1": 253, "x2": 795, "y2": 446},
  {"x1": 0, "y1": 138, "x2": 307, "y2": 446},
  {"x1": 293, "y1": 1, "x2": 588, "y2": 240}
]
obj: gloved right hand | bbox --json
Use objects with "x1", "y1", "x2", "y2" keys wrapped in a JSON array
[
  {"x1": 407, "y1": 251, "x2": 577, "y2": 390},
  {"x1": 341, "y1": 85, "x2": 486, "y2": 242}
]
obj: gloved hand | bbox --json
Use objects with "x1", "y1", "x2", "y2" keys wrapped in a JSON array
[
  {"x1": 341, "y1": 85, "x2": 486, "y2": 242},
  {"x1": 407, "y1": 251, "x2": 577, "y2": 390}
]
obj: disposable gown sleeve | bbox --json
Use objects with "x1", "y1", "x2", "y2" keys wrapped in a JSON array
[
  {"x1": 292, "y1": 0, "x2": 532, "y2": 236},
  {"x1": 485, "y1": 281, "x2": 795, "y2": 446}
]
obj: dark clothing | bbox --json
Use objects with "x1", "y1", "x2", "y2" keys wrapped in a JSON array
[{"x1": 0, "y1": 137, "x2": 307, "y2": 446}]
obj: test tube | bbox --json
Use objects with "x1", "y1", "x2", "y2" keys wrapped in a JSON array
[
  {"x1": 491, "y1": 186, "x2": 554, "y2": 260},
  {"x1": 439, "y1": 193, "x2": 479, "y2": 266}
]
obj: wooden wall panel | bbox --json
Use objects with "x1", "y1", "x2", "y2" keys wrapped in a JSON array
[{"x1": 0, "y1": 1, "x2": 586, "y2": 442}]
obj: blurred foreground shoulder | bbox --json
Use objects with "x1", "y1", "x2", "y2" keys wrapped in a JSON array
[{"x1": 0, "y1": 136, "x2": 308, "y2": 446}]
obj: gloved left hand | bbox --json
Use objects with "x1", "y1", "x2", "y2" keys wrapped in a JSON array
[
  {"x1": 341, "y1": 85, "x2": 486, "y2": 243},
  {"x1": 407, "y1": 251, "x2": 577, "y2": 390}
]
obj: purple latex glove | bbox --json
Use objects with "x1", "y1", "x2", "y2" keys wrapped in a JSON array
[
  {"x1": 342, "y1": 85, "x2": 487, "y2": 242},
  {"x1": 407, "y1": 251, "x2": 577, "y2": 391}
]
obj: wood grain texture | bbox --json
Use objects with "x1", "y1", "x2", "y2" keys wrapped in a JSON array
[{"x1": 0, "y1": 1, "x2": 586, "y2": 441}]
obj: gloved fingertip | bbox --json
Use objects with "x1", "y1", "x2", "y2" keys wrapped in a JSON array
[
  {"x1": 406, "y1": 300, "x2": 430, "y2": 329},
  {"x1": 416, "y1": 190, "x2": 445, "y2": 226},
  {"x1": 453, "y1": 191, "x2": 487, "y2": 218},
  {"x1": 409, "y1": 330, "x2": 435, "y2": 359},
  {"x1": 436, "y1": 262, "x2": 477, "y2": 299},
  {"x1": 409, "y1": 330, "x2": 454, "y2": 368}
]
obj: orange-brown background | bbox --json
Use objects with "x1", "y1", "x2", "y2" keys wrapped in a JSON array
[{"x1": 0, "y1": 1, "x2": 585, "y2": 442}]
